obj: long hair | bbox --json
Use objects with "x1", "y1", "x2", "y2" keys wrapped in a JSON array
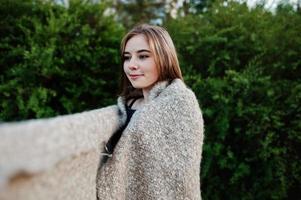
[{"x1": 118, "y1": 24, "x2": 183, "y2": 100}]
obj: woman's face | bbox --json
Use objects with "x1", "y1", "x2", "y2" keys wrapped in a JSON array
[{"x1": 123, "y1": 34, "x2": 159, "y2": 92}]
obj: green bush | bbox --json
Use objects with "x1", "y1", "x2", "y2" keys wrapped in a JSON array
[
  {"x1": 165, "y1": 1, "x2": 301, "y2": 199},
  {"x1": 0, "y1": 0, "x2": 125, "y2": 121}
]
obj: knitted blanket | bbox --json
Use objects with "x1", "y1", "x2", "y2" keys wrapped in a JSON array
[{"x1": 96, "y1": 78, "x2": 204, "y2": 200}]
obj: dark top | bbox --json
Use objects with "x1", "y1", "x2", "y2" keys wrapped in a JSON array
[{"x1": 103, "y1": 97, "x2": 141, "y2": 156}]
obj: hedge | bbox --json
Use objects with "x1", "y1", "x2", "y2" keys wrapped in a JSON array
[
  {"x1": 0, "y1": 0, "x2": 124, "y2": 121},
  {"x1": 166, "y1": 1, "x2": 300, "y2": 199}
]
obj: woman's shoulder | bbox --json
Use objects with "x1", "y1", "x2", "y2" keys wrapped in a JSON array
[
  {"x1": 163, "y1": 79, "x2": 198, "y2": 102},
  {"x1": 154, "y1": 79, "x2": 202, "y2": 116}
]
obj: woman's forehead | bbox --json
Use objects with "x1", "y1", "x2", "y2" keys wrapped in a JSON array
[{"x1": 124, "y1": 35, "x2": 151, "y2": 53}]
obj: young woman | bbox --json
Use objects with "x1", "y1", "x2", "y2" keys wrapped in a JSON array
[{"x1": 96, "y1": 24, "x2": 204, "y2": 200}]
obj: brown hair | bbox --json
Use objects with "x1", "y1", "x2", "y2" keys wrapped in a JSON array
[{"x1": 118, "y1": 24, "x2": 183, "y2": 100}]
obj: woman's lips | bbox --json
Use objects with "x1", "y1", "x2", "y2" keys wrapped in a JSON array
[{"x1": 129, "y1": 74, "x2": 143, "y2": 79}]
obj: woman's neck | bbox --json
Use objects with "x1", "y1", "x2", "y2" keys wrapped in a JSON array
[{"x1": 142, "y1": 88, "x2": 150, "y2": 103}]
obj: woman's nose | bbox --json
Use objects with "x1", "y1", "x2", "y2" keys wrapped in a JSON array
[
  {"x1": 129, "y1": 65, "x2": 138, "y2": 70},
  {"x1": 128, "y1": 58, "x2": 138, "y2": 70}
]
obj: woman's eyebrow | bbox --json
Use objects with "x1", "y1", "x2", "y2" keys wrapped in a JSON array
[
  {"x1": 124, "y1": 49, "x2": 151, "y2": 54},
  {"x1": 137, "y1": 49, "x2": 151, "y2": 53}
]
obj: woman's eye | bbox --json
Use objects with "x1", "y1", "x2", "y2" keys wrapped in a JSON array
[
  {"x1": 123, "y1": 56, "x2": 130, "y2": 61},
  {"x1": 139, "y1": 55, "x2": 149, "y2": 59}
]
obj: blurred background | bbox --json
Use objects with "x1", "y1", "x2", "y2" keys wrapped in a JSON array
[{"x1": 0, "y1": 0, "x2": 300, "y2": 199}]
